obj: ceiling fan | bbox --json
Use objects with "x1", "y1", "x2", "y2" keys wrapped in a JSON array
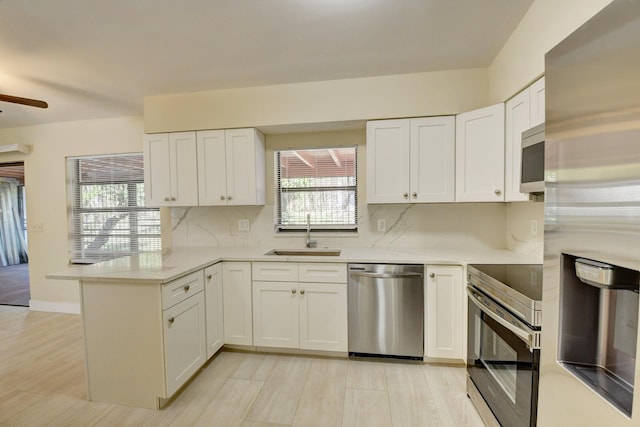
[{"x1": 0, "y1": 93, "x2": 48, "y2": 109}]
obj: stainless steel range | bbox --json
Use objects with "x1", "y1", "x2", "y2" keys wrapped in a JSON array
[{"x1": 466, "y1": 264, "x2": 543, "y2": 427}]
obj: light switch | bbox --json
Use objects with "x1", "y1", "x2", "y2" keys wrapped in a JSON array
[{"x1": 377, "y1": 219, "x2": 386, "y2": 232}]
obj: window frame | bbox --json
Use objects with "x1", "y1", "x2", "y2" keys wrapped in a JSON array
[
  {"x1": 275, "y1": 145, "x2": 358, "y2": 233},
  {"x1": 67, "y1": 153, "x2": 161, "y2": 264}
]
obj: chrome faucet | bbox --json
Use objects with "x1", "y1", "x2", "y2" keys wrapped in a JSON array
[{"x1": 306, "y1": 213, "x2": 317, "y2": 248}]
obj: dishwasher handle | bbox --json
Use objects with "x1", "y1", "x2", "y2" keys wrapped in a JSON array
[{"x1": 349, "y1": 271, "x2": 423, "y2": 279}]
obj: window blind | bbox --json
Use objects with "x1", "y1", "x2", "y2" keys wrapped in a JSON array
[
  {"x1": 276, "y1": 146, "x2": 357, "y2": 231},
  {"x1": 67, "y1": 154, "x2": 161, "y2": 263}
]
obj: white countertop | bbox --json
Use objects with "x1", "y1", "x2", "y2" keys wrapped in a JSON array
[{"x1": 47, "y1": 246, "x2": 540, "y2": 284}]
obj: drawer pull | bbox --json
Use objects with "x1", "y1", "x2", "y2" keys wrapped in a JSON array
[
  {"x1": 429, "y1": 272, "x2": 435, "y2": 278},
  {"x1": 168, "y1": 317, "x2": 175, "y2": 325},
  {"x1": 207, "y1": 274, "x2": 212, "y2": 280},
  {"x1": 184, "y1": 285, "x2": 190, "y2": 292},
  {"x1": 300, "y1": 289, "x2": 305, "y2": 295},
  {"x1": 291, "y1": 289, "x2": 297, "y2": 294}
]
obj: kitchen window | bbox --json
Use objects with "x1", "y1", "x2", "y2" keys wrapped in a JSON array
[
  {"x1": 275, "y1": 146, "x2": 357, "y2": 232},
  {"x1": 67, "y1": 153, "x2": 161, "y2": 263}
]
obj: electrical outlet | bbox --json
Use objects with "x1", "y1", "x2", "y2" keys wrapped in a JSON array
[
  {"x1": 377, "y1": 219, "x2": 386, "y2": 232},
  {"x1": 238, "y1": 219, "x2": 250, "y2": 231},
  {"x1": 31, "y1": 223, "x2": 44, "y2": 233},
  {"x1": 530, "y1": 220, "x2": 538, "y2": 237}
]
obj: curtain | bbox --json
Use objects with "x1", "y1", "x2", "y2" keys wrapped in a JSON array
[{"x1": 0, "y1": 179, "x2": 28, "y2": 266}]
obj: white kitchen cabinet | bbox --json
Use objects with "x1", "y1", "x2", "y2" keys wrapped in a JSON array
[
  {"x1": 366, "y1": 116, "x2": 455, "y2": 204},
  {"x1": 143, "y1": 132, "x2": 199, "y2": 207},
  {"x1": 529, "y1": 77, "x2": 546, "y2": 127},
  {"x1": 505, "y1": 77, "x2": 546, "y2": 201},
  {"x1": 252, "y1": 262, "x2": 348, "y2": 352},
  {"x1": 197, "y1": 128, "x2": 266, "y2": 206},
  {"x1": 222, "y1": 262, "x2": 253, "y2": 346},
  {"x1": 455, "y1": 103, "x2": 505, "y2": 202},
  {"x1": 204, "y1": 263, "x2": 224, "y2": 358},
  {"x1": 78, "y1": 269, "x2": 207, "y2": 409},
  {"x1": 163, "y1": 291, "x2": 206, "y2": 397},
  {"x1": 252, "y1": 280, "x2": 300, "y2": 348},
  {"x1": 298, "y1": 282, "x2": 348, "y2": 352},
  {"x1": 425, "y1": 265, "x2": 463, "y2": 360}
]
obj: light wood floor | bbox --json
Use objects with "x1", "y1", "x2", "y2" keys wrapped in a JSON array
[{"x1": 0, "y1": 305, "x2": 485, "y2": 427}]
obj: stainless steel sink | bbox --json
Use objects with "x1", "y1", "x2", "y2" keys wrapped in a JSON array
[{"x1": 265, "y1": 248, "x2": 342, "y2": 256}]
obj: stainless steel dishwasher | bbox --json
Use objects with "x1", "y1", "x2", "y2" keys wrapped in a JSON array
[{"x1": 348, "y1": 264, "x2": 424, "y2": 360}]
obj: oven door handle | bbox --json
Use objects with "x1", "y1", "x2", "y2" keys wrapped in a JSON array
[{"x1": 467, "y1": 287, "x2": 536, "y2": 349}]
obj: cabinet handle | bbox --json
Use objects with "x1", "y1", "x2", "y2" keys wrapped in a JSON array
[
  {"x1": 227, "y1": 195, "x2": 233, "y2": 200},
  {"x1": 412, "y1": 192, "x2": 417, "y2": 198},
  {"x1": 220, "y1": 195, "x2": 226, "y2": 200},
  {"x1": 168, "y1": 317, "x2": 175, "y2": 325},
  {"x1": 494, "y1": 189, "x2": 502, "y2": 196},
  {"x1": 207, "y1": 274, "x2": 212, "y2": 280},
  {"x1": 171, "y1": 197, "x2": 176, "y2": 201},
  {"x1": 291, "y1": 289, "x2": 297, "y2": 294},
  {"x1": 300, "y1": 289, "x2": 305, "y2": 295},
  {"x1": 164, "y1": 197, "x2": 170, "y2": 202},
  {"x1": 403, "y1": 192, "x2": 409, "y2": 199},
  {"x1": 184, "y1": 285, "x2": 190, "y2": 292},
  {"x1": 429, "y1": 272, "x2": 435, "y2": 278}
]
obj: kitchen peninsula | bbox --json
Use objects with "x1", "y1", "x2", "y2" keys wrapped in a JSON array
[{"x1": 49, "y1": 246, "x2": 535, "y2": 409}]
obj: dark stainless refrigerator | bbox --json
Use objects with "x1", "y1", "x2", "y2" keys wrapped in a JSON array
[{"x1": 540, "y1": 0, "x2": 640, "y2": 425}]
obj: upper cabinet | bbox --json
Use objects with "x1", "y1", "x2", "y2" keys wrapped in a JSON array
[
  {"x1": 197, "y1": 128, "x2": 266, "y2": 206},
  {"x1": 505, "y1": 77, "x2": 545, "y2": 201},
  {"x1": 143, "y1": 132, "x2": 199, "y2": 207},
  {"x1": 367, "y1": 116, "x2": 455, "y2": 203},
  {"x1": 455, "y1": 103, "x2": 505, "y2": 202},
  {"x1": 144, "y1": 128, "x2": 266, "y2": 207}
]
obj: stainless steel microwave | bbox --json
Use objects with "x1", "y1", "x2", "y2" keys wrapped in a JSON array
[{"x1": 520, "y1": 124, "x2": 545, "y2": 193}]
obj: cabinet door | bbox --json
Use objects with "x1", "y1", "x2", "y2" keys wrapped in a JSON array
[
  {"x1": 366, "y1": 119, "x2": 411, "y2": 203},
  {"x1": 225, "y1": 128, "x2": 264, "y2": 205},
  {"x1": 222, "y1": 262, "x2": 253, "y2": 346},
  {"x1": 169, "y1": 132, "x2": 199, "y2": 206},
  {"x1": 455, "y1": 103, "x2": 505, "y2": 202},
  {"x1": 425, "y1": 265, "x2": 463, "y2": 360},
  {"x1": 163, "y1": 291, "x2": 206, "y2": 396},
  {"x1": 252, "y1": 281, "x2": 300, "y2": 348},
  {"x1": 299, "y1": 282, "x2": 348, "y2": 352},
  {"x1": 143, "y1": 133, "x2": 172, "y2": 207},
  {"x1": 505, "y1": 90, "x2": 531, "y2": 202},
  {"x1": 204, "y1": 264, "x2": 224, "y2": 358},
  {"x1": 410, "y1": 116, "x2": 455, "y2": 203},
  {"x1": 529, "y1": 77, "x2": 545, "y2": 127},
  {"x1": 197, "y1": 130, "x2": 228, "y2": 206}
]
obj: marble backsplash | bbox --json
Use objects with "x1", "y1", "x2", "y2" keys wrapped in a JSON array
[{"x1": 170, "y1": 202, "x2": 544, "y2": 259}]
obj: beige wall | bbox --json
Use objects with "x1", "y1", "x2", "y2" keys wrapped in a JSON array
[
  {"x1": 144, "y1": 69, "x2": 489, "y2": 133},
  {"x1": 0, "y1": 116, "x2": 144, "y2": 312},
  {"x1": 488, "y1": 0, "x2": 614, "y2": 102}
]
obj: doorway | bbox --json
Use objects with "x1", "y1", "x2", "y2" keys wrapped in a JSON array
[{"x1": 0, "y1": 162, "x2": 29, "y2": 306}]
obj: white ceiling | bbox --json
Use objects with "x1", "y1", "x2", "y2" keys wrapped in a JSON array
[{"x1": 0, "y1": 0, "x2": 533, "y2": 129}]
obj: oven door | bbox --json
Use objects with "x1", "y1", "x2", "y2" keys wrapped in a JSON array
[{"x1": 467, "y1": 287, "x2": 540, "y2": 427}]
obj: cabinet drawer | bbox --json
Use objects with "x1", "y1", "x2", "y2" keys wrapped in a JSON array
[
  {"x1": 299, "y1": 263, "x2": 347, "y2": 283},
  {"x1": 252, "y1": 262, "x2": 298, "y2": 282},
  {"x1": 162, "y1": 270, "x2": 205, "y2": 310}
]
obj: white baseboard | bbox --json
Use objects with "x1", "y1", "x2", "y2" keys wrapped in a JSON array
[{"x1": 29, "y1": 300, "x2": 81, "y2": 314}]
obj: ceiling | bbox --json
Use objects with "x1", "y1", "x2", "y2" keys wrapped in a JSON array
[{"x1": 0, "y1": 0, "x2": 533, "y2": 130}]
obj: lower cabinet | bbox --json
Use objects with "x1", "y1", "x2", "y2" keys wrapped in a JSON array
[
  {"x1": 163, "y1": 291, "x2": 206, "y2": 397},
  {"x1": 252, "y1": 262, "x2": 348, "y2": 352},
  {"x1": 425, "y1": 265, "x2": 464, "y2": 360},
  {"x1": 222, "y1": 262, "x2": 253, "y2": 346},
  {"x1": 204, "y1": 263, "x2": 224, "y2": 358},
  {"x1": 80, "y1": 270, "x2": 207, "y2": 409}
]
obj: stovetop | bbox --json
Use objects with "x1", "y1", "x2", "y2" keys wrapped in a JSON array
[
  {"x1": 467, "y1": 264, "x2": 543, "y2": 327},
  {"x1": 468, "y1": 264, "x2": 543, "y2": 301}
]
